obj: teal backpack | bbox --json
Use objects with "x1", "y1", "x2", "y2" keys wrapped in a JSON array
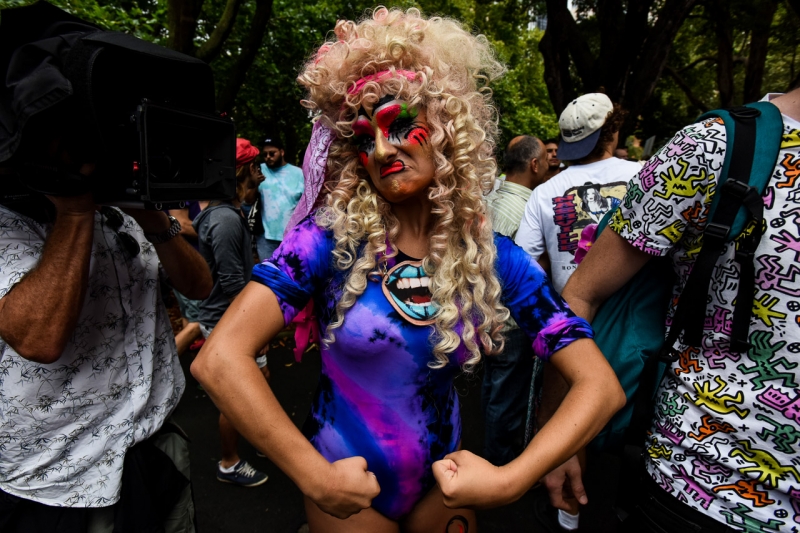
[{"x1": 589, "y1": 101, "x2": 784, "y2": 453}]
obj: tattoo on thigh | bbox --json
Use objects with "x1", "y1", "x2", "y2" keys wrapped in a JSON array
[{"x1": 445, "y1": 515, "x2": 469, "y2": 533}]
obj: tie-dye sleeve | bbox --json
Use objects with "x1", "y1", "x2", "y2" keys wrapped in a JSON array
[
  {"x1": 495, "y1": 234, "x2": 593, "y2": 360},
  {"x1": 251, "y1": 215, "x2": 334, "y2": 325}
]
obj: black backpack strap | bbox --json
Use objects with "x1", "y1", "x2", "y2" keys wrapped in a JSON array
[{"x1": 663, "y1": 106, "x2": 762, "y2": 358}]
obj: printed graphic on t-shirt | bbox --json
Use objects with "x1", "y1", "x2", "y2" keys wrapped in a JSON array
[
  {"x1": 551, "y1": 181, "x2": 627, "y2": 253},
  {"x1": 612, "y1": 116, "x2": 800, "y2": 531},
  {"x1": 382, "y1": 260, "x2": 437, "y2": 325}
]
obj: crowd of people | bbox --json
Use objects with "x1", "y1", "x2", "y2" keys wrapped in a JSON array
[{"x1": 0, "y1": 4, "x2": 799, "y2": 533}]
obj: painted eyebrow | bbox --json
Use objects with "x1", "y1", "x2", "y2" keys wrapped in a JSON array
[
  {"x1": 357, "y1": 95, "x2": 397, "y2": 120},
  {"x1": 374, "y1": 104, "x2": 403, "y2": 129}
]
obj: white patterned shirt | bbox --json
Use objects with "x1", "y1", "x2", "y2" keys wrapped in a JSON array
[
  {"x1": 0, "y1": 205, "x2": 184, "y2": 507},
  {"x1": 611, "y1": 103, "x2": 800, "y2": 530}
]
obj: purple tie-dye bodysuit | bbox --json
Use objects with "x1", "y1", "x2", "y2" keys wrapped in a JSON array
[{"x1": 251, "y1": 215, "x2": 593, "y2": 520}]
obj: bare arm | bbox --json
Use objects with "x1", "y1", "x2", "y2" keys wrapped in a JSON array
[
  {"x1": 191, "y1": 282, "x2": 380, "y2": 518},
  {"x1": 434, "y1": 230, "x2": 651, "y2": 509},
  {"x1": 243, "y1": 173, "x2": 263, "y2": 205},
  {"x1": 538, "y1": 229, "x2": 652, "y2": 425},
  {"x1": 560, "y1": 229, "x2": 652, "y2": 320},
  {"x1": 537, "y1": 251, "x2": 551, "y2": 274},
  {"x1": 127, "y1": 210, "x2": 212, "y2": 300},
  {"x1": 434, "y1": 337, "x2": 625, "y2": 508},
  {"x1": 536, "y1": 229, "x2": 653, "y2": 509},
  {"x1": 0, "y1": 194, "x2": 95, "y2": 363}
]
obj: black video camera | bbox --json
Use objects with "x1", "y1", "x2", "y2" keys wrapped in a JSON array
[{"x1": 0, "y1": 2, "x2": 235, "y2": 211}]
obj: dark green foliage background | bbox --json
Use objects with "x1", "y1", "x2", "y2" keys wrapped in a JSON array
[{"x1": 2, "y1": 0, "x2": 798, "y2": 161}]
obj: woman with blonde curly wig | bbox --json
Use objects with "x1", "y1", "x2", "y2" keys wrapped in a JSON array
[{"x1": 193, "y1": 7, "x2": 624, "y2": 532}]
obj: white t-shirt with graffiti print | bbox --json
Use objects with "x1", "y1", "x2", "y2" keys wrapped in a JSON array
[{"x1": 611, "y1": 105, "x2": 800, "y2": 531}]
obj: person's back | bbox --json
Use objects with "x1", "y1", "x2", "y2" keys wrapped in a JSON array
[
  {"x1": 516, "y1": 93, "x2": 640, "y2": 293},
  {"x1": 194, "y1": 202, "x2": 252, "y2": 329},
  {"x1": 518, "y1": 157, "x2": 638, "y2": 291},
  {"x1": 559, "y1": 90, "x2": 800, "y2": 532}
]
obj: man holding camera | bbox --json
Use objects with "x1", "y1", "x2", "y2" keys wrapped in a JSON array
[
  {"x1": 0, "y1": 4, "x2": 215, "y2": 531},
  {"x1": 0, "y1": 177, "x2": 212, "y2": 532}
]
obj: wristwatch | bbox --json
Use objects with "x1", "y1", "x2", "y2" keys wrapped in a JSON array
[{"x1": 145, "y1": 215, "x2": 182, "y2": 244}]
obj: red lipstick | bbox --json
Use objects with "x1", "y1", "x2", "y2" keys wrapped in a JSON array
[{"x1": 380, "y1": 160, "x2": 405, "y2": 178}]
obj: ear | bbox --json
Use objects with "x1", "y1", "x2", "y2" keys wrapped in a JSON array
[{"x1": 529, "y1": 157, "x2": 538, "y2": 175}]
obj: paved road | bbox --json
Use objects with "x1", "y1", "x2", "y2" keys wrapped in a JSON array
[{"x1": 169, "y1": 337, "x2": 554, "y2": 533}]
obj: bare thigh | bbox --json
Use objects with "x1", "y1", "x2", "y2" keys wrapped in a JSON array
[
  {"x1": 401, "y1": 484, "x2": 477, "y2": 533},
  {"x1": 304, "y1": 496, "x2": 400, "y2": 533}
]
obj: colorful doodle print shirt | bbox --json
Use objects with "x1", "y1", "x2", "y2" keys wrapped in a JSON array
[
  {"x1": 611, "y1": 109, "x2": 800, "y2": 530},
  {"x1": 251, "y1": 215, "x2": 593, "y2": 519},
  {"x1": 0, "y1": 206, "x2": 184, "y2": 507}
]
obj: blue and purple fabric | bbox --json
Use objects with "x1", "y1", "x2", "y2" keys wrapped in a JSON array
[{"x1": 251, "y1": 215, "x2": 593, "y2": 520}]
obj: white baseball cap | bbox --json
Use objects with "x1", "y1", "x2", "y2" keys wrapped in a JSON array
[{"x1": 558, "y1": 93, "x2": 614, "y2": 161}]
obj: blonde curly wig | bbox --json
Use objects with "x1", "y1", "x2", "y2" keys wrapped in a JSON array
[{"x1": 297, "y1": 6, "x2": 510, "y2": 370}]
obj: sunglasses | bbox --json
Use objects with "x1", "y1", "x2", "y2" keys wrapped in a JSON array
[
  {"x1": 100, "y1": 207, "x2": 140, "y2": 259},
  {"x1": 263, "y1": 150, "x2": 280, "y2": 157}
]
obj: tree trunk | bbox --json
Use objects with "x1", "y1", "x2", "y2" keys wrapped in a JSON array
[
  {"x1": 743, "y1": 0, "x2": 778, "y2": 103},
  {"x1": 600, "y1": 0, "x2": 653, "y2": 100},
  {"x1": 539, "y1": 0, "x2": 579, "y2": 114},
  {"x1": 216, "y1": 0, "x2": 274, "y2": 113},
  {"x1": 618, "y1": 0, "x2": 698, "y2": 128},
  {"x1": 540, "y1": 0, "x2": 696, "y2": 125},
  {"x1": 196, "y1": 0, "x2": 245, "y2": 64},
  {"x1": 167, "y1": 0, "x2": 204, "y2": 55},
  {"x1": 665, "y1": 65, "x2": 710, "y2": 112},
  {"x1": 710, "y1": 0, "x2": 735, "y2": 107}
]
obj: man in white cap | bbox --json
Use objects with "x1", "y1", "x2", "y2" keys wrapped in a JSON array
[
  {"x1": 515, "y1": 93, "x2": 641, "y2": 291},
  {"x1": 514, "y1": 93, "x2": 641, "y2": 531}
]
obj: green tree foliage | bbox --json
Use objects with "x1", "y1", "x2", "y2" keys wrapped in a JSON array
[
  {"x1": 2, "y1": 0, "x2": 558, "y2": 161},
  {"x1": 465, "y1": 1, "x2": 560, "y2": 147},
  {"x1": 18, "y1": 0, "x2": 800, "y2": 161},
  {"x1": 645, "y1": 0, "x2": 800, "y2": 144}
]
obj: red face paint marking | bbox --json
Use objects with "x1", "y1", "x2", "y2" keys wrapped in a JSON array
[
  {"x1": 358, "y1": 152, "x2": 369, "y2": 168},
  {"x1": 407, "y1": 127, "x2": 429, "y2": 146},
  {"x1": 375, "y1": 104, "x2": 402, "y2": 138}
]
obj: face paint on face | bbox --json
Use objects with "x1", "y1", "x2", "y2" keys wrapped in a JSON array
[
  {"x1": 382, "y1": 260, "x2": 438, "y2": 325},
  {"x1": 353, "y1": 97, "x2": 436, "y2": 203}
]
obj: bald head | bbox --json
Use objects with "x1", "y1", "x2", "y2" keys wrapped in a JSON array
[{"x1": 503, "y1": 135, "x2": 548, "y2": 189}]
